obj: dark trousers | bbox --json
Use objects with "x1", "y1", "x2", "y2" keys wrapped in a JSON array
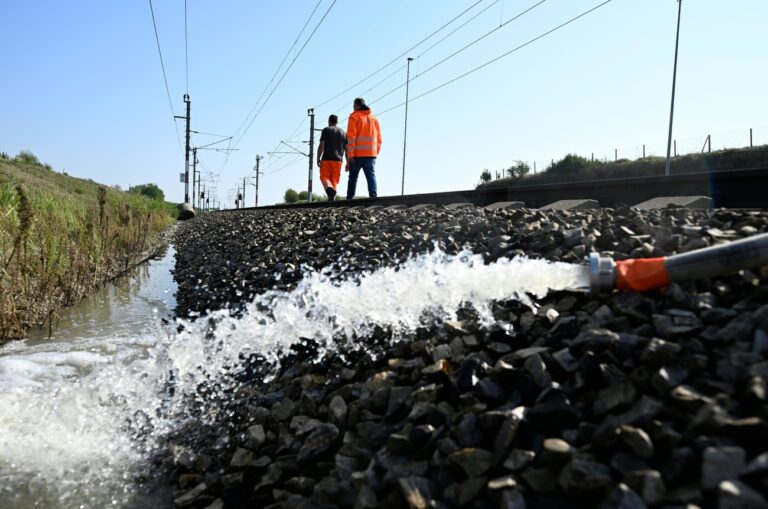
[{"x1": 346, "y1": 157, "x2": 377, "y2": 199}]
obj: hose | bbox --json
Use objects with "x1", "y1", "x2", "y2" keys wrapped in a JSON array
[{"x1": 589, "y1": 232, "x2": 768, "y2": 293}]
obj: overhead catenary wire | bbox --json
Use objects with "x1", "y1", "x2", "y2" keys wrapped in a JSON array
[
  {"x1": 266, "y1": 153, "x2": 305, "y2": 176},
  {"x1": 415, "y1": 0, "x2": 501, "y2": 60},
  {"x1": 313, "y1": 0, "x2": 486, "y2": 110},
  {"x1": 148, "y1": 0, "x2": 183, "y2": 152},
  {"x1": 322, "y1": 0, "x2": 501, "y2": 121},
  {"x1": 370, "y1": 0, "x2": 547, "y2": 106},
  {"x1": 230, "y1": 0, "x2": 324, "y2": 142},
  {"x1": 375, "y1": 0, "x2": 614, "y2": 117},
  {"x1": 233, "y1": 0, "x2": 338, "y2": 147}
]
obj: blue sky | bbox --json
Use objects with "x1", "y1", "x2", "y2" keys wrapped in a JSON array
[{"x1": 1, "y1": 0, "x2": 766, "y2": 207}]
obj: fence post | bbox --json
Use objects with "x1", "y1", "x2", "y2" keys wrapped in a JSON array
[
  {"x1": 643, "y1": 144, "x2": 646, "y2": 158},
  {"x1": 534, "y1": 162, "x2": 537, "y2": 173},
  {"x1": 708, "y1": 134, "x2": 711, "y2": 153},
  {"x1": 674, "y1": 140, "x2": 677, "y2": 157},
  {"x1": 750, "y1": 128, "x2": 753, "y2": 147},
  {"x1": 591, "y1": 152, "x2": 594, "y2": 161},
  {"x1": 614, "y1": 149, "x2": 617, "y2": 162}
]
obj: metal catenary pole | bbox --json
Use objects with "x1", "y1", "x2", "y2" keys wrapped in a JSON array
[
  {"x1": 191, "y1": 147, "x2": 198, "y2": 208},
  {"x1": 254, "y1": 155, "x2": 263, "y2": 207},
  {"x1": 307, "y1": 109, "x2": 315, "y2": 203},
  {"x1": 664, "y1": 0, "x2": 683, "y2": 177},
  {"x1": 401, "y1": 57, "x2": 414, "y2": 196},
  {"x1": 178, "y1": 94, "x2": 191, "y2": 202}
]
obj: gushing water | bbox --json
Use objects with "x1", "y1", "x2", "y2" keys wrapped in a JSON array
[{"x1": 0, "y1": 248, "x2": 589, "y2": 508}]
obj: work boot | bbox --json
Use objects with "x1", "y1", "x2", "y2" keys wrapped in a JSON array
[{"x1": 326, "y1": 187, "x2": 336, "y2": 201}]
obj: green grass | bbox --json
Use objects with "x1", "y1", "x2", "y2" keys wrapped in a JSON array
[{"x1": 0, "y1": 158, "x2": 176, "y2": 341}]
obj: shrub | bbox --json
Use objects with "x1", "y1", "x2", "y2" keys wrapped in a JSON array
[
  {"x1": 128, "y1": 183, "x2": 164, "y2": 202},
  {"x1": 14, "y1": 150, "x2": 41, "y2": 166},
  {"x1": 546, "y1": 154, "x2": 603, "y2": 176}
]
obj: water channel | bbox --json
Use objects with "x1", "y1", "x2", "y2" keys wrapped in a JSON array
[{"x1": 0, "y1": 245, "x2": 178, "y2": 508}]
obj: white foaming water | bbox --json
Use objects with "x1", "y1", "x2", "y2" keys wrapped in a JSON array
[{"x1": 0, "y1": 249, "x2": 589, "y2": 508}]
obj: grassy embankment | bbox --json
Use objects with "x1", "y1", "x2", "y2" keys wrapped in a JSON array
[
  {"x1": 0, "y1": 155, "x2": 176, "y2": 342},
  {"x1": 478, "y1": 144, "x2": 768, "y2": 189}
]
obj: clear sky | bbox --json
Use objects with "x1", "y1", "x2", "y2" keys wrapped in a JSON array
[{"x1": 1, "y1": 1, "x2": 767, "y2": 207}]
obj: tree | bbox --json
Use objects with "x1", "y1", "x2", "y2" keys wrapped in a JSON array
[
  {"x1": 129, "y1": 183, "x2": 165, "y2": 201},
  {"x1": 0, "y1": 151, "x2": 9, "y2": 159},
  {"x1": 283, "y1": 188, "x2": 299, "y2": 203},
  {"x1": 506, "y1": 160, "x2": 531, "y2": 179},
  {"x1": 479, "y1": 169, "x2": 492, "y2": 183}
]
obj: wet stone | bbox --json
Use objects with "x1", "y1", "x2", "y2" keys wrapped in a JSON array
[
  {"x1": 701, "y1": 446, "x2": 746, "y2": 490},
  {"x1": 717, "y1": 480, "x2": 768, "y2": 509},
  {"x1": 624, "y1": 469, "x2": 665, "y2": 505},
  {"x1": 329, "y1": 395, "x2": 347, "y2": 427},
  {"x1": 174, "y1": 482, "x2": 208, "y2": 507},
  {"x1": 503, "y1": 449, "x2": 535, "y2": 472},
  {"x1": 398, "y1": 476, "x2": 434, "y2": 509},
  {"x1": 487, "y1": 474, "x2": 518, "y2": 491},
  {"x1": 600, "y1": 483, "x2": 646, "y2": 509},
  {"x1": 559, "y1": 457, "x2": 613, "y2": 495},
  {"x1": 499, "y1": 489, "x2": 526, "y2": 509},
  {"x1": 619, "y1": 425, "x2": 654, "y2": 459},
  {"x1": 297, "y1": 423, "x2": 340, "y2": 465},
  {"x1": 521, "y1": 467, "x2": 558, "y2": 493},
  {"x1": 448, "y1": 448, "x2": 495, "y2": 478}
]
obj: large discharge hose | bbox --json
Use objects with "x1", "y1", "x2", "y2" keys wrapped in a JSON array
[{"x1": 589, "y1": 232, "x2": 768, "y2": 293}]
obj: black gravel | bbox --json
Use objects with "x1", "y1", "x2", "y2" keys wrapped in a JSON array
[{"x1": 168, "y1": 206, "x2": 768, "y2": 509}]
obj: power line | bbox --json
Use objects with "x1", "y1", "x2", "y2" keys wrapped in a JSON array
[
  {"x1": 376, "y1": 0, "x2": 614, "y2": 117},
  {"x1": 231, "y1": 0, "x2": 324, "y2": 142},
  {"x1": 148, "y1": 0, "x2": 183, "y2": 152},
  {"x1": 322, "y1": 0, "x2": 502, "y2": 119},
  {"x1": 266, "y1": 153, "x2": 305, "y2": 176},
  {"x1": 313, "y1": 0, "x2": 485, "y2": 110},
  {"x1": 234, "y1": 0, "x2": 338, "y2": 147},
  {"x1": 370, "y1": 0, "x2": 547, "y2": 106},
  {"x1": 415, "y1": 0, "x2": 501, "y2": 60}
]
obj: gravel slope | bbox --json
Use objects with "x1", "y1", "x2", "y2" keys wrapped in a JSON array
[{"x1": 168, "y1": 206, "x2": 768, "y2": 509}]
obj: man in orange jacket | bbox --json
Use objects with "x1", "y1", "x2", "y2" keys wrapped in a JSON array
[{"x1": 345, "y1": 97, "x2": 382, "y2": 200}]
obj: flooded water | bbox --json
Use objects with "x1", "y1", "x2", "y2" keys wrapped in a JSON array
[
  {"x1": 0, "y1": 246, "x2": 590, "y2": 508},
  {"x1": 0, "y1": 246, "x2": 177, "y2": 508}
]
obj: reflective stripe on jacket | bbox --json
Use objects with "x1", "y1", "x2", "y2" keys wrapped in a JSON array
[{"x1": 346, "y1": 109, "x2": 382, "y2": 158}]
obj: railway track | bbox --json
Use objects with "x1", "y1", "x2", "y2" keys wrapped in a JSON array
[{"x1": 225, "y1": 167, "x2": 768, "y2": 212}]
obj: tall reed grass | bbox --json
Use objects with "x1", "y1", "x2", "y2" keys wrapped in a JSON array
[{"x1": 0, "y1": 158, "x2": 175, "y2": 342}]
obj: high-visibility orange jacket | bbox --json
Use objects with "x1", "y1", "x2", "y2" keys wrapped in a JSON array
[{"x1": 346, "y1": 109, "x2": 382, "y2": 158}]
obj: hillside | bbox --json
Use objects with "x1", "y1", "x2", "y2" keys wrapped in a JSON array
[{"x1": 0, "y1": 153, "x2": 176, "y2": 341}]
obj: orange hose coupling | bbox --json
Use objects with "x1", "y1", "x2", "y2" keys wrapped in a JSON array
[{"x1": 614, "y1": 257, "x2": 670, "y2": 292}]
